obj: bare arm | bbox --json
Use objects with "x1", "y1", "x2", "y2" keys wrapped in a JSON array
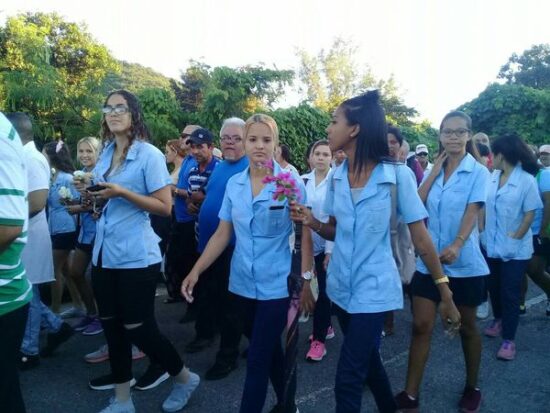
[
  {"x1": 511, "y1": 210, "x2": 535, "y2": 239},
  {"x1": 181, "y1": 220, "x2": 234, "y2": 301},
  {"x1": 28, "y1": 189, "x2": 48, "y2": 217},
  {"x1": 290, "y1": 201, "x2": 337, "y2": 241},
  {"x1": 0, "y1": 225, "x2": 23, "y2": 254},
  {"x1": 301, "y1": 225, "x2": 314, "y2": 274},
  {"x1": 418, "y1": 152, "x2": 447, "y2": 204}
]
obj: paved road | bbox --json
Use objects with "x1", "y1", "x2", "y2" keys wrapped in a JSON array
[{"x1": 20, "y1": 282, "x2": 550, "y2": 413}]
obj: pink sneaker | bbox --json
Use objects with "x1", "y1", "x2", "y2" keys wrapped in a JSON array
[
  {"x1": 326, "y1": 326, "x2": 335, "y2": 340},
  {"x1": 483, "y1": 319, "x2": 502, "y2": 338},
  {"x1": 306, "y1": 340, "x2": 327, "y2": 362},
  {"x1": 497, "y1": 340, "x2": 516, "y2": 361}
]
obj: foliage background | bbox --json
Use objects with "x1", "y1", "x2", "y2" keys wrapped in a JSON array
[{"x1": 1, "y1": 13, "x2": 548, "y2": 171}]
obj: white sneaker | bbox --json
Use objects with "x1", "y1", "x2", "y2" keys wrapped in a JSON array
[
  {"x1": 476, "y1": 301, "x2": 490, "y2": 319},
  {"x1": 98, "y1": 396, "x2": 135, "y2": 413}
]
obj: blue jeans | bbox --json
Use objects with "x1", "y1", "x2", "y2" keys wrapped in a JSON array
[
  {"x1": 487, "y1": 258, "x2": 528, "y2": 340},
  {"x1": 334, "y1": 307, "x2": 397, "y2": 413},
  {"x1": 21, "y1": 285, "x2": 62, "y2": 355},
  {"x1": 233, "y1": 295, "x2": 289, "y2": 413}
]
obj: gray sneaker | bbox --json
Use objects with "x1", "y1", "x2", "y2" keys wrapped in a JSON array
[
  {"x1": 98, "y1": 396, "x2": 135, "y2": 413},
  {"x1": 162, "y1": 372, "x2": 200, "y2": 412}
]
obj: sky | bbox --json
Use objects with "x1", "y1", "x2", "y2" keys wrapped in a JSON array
[{"x1": 2, "y1": 0, "x2": 549, "y2": 126}]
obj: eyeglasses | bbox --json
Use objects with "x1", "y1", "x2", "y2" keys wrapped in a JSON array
[
  {"x1": 102, "y1": 105, "x2": 129, "y2": 115},
  {"x1": 416, "y1": 152, "x2": 429, "y2": 157},
  {"x1": 220, "y1": 134, "x2": 243, "y2": 143},
  {"x1": 441, "y1": 128, "x2": 470, "y2": 138}
]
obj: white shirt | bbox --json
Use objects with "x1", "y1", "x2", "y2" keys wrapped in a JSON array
[
  {"x1": 302, "y1": 169, "x2": 334, "y2": 256},
  {"x1": 21, "y1": 141, "x2": 54, "y2": 284}
]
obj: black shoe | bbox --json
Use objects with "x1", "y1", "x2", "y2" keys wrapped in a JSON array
[
  {"x1": 135, "y1": 363, "x2": 170, "y2": 391},
  {"x1": 89, "y1": 374, "x2": 136, "y2": 391},
  {"x1": 40, "y1": 322, "x2": 74, "y2": 357},
  {"x1": 268, "y1": 403, "x2": 298, "y2": 413},
  {"x1": 205, "y1": 361, "x2": 237, "y2": 381},
  {"x1": 18, "y1": 352, "x2": 40, "y2": 371},
  {"x1": 184, "y1": 337, "x2": 213, "y2": 353},
  {"x1": 179, "y1": 309, "x2": 197, "y2": 324}
]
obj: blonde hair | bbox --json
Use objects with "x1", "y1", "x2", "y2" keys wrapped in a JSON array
[
  {"x1": 244, "y1": 114, "x2": 279, "y2": 147},
  {"x1": 166, "y1": 139, "x2": 186, "y2": 158},
  {"x1": 77, "y1": 136, "x2": 101, "y2": 163}
]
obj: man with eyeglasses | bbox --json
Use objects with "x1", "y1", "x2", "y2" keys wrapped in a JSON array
[
  {"x1": 415, "y1": 144, "x2": 433, "y2": 174},
  {"x1": 186, "y1": 118, "x2": 249, "y2": 379}
]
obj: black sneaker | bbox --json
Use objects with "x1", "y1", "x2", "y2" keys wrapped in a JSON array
[
  {"x1": 205, "y1": 361, "x2": 237, "y2": 381},
  {"x1": 19, "y1": 352, "x2": 40, "y2": 371},
  {"x1": 40, "y1": 322, "x2": 74, "y2": 357},
  {"x1": 184, "y1": 337, "x2": 213, "y2": 353},
  {"x1": 135, "y1": 363, "x2": 169, "y2": 391},
  {"x1": 89, "y1": 373, "x2": 136, "y2": 391}
]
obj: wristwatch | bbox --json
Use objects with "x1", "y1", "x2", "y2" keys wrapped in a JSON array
[{"x1": 301, "y1": 271, "x2": 313, "y2": 281}]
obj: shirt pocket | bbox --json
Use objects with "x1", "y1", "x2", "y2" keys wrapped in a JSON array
[
  {"x1": 446, "y1": 187, "x2": 469, "y2": 211},
  {"x1": 360, "y1": 200, "x2": 389, "y2": 233},
  {"x1": 255, "y1": 204, "x2": 289, "y2": 237}
]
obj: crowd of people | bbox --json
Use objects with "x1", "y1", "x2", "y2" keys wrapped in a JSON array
[{"x1": 1, "y1": 87, "x2": 550, "y2": 413}]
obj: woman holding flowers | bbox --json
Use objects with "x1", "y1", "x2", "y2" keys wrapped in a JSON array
[
  {"x1": 87, "y1": 90, "x2": 198, "y2": 413},
  {"x1": 181, "y1": 113, "x2": 306, "y2": 413},
  {"x1": 42, "y1": 141, "x2": 81, "y2": 315},
  {"x1": 290, "y1": 90, "x2": 460, "y2": 413},
  {"x1": 67, "y1": 137, "x2": 103, "y2": 335}
]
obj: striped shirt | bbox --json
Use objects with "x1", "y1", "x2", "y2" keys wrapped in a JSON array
[{"x1": 0, "y1": 112, "x2": 32, "y2": 316}]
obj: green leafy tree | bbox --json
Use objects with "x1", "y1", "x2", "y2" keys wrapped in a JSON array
[
  {"x1": 297, "y1": 38, "x2": 417, "y2": 123},
  {"x1": 498, "y1": 44, "x2": 550, "y2": 90},
  {"x1": 137, "y1": 87, "x2": 183, "y2": 146},
  {"x1": 459, "y1": 83, "x2": 550, "y2": 145},
  {"x1": 0, "y1": 12, "x2": 119, "y2": 144},
  {"x1": 173, "y1": 61, "x2": 294, "y2": 132}
]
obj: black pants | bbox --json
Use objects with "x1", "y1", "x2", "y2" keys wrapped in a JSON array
[
  {"x1": 165, "y1": 221, "x2": 198, "y2": 299},
  {"x1": 0, "y1": 304, "x2": 29, "y2": 413},
  {"x1": 312, "y1": 253, "x2": 332, "y2": 342},
  {"x1": 92, "y1": 263, "x2": 184, "y2": 383},
  {"x1": 194, "y1": 246, "x2": 235, "y2": 340}
]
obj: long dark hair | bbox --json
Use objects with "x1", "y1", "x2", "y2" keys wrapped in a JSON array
[
  {"x1": 100, "y1": 90, "x2": 150, "y2": 159},
  {"x1": 339, "y1": 90, "x2": 388, "y2": 176},
  {"x1": 439, "y1": 111, "x2": 482, "y2": 162},
  {"x1": 43, "y1": 141, "x2": 75, "y2": 173},
  {"x1": 491, "y1": 134, "x2": 540, "y2": 176}
]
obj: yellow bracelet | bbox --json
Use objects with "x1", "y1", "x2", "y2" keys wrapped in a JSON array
[
  {"x1": 456, "y1": 235, "x2": 466, "y2": 244},
  {"x1": 434, "y1": 276, "x2": 449, "y2": 285}
]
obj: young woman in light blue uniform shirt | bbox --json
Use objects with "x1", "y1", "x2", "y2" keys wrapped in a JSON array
[
  {"x1": 398, "y1": 111, "x2": 490, "y2": 413},
  {"x1": 86, "y1": 90, "x2": 198, "y2": 413},
  {"x1": 483, "y1": 134, "x2": 542, "y2": 361},
  {"x1": 42, "y1": 141, "x2": 80, "y2": 315},
  {"x1": 291, "y1": 91, "x2": 459, "y2": 413},
  {"x1": 182, "y1": 114, "x2": 306, "y2": 413}
]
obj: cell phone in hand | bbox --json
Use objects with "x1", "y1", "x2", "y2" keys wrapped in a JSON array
[{"x1": 86, "y1": 184, "x2": 105, "y2": 192}]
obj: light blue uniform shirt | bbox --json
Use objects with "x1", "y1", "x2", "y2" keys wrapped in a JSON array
[
  {"x1": 485, "y1": 166, "x2": 542, "y2": 261},
  {"x1": 48, "y1": 172, "x2": 79, "y2": 235},
  {"x1": 91, "y1": 140, "x2": 171, "y2": 269},
  {"x1": 416, "y1": 153, "x2": 490, "y2": 277},
  {"x1": 78, "y1": 168, "x2": 96, "y2": 245},
  {"x1": 218, "y1": 162, "x2": 306, "y2": 300},
  {"x1": 531, "y1": 169, "x2": 550, "y2": 234},
  {"x1": 324, "y1": 161, "x2": 428, "y2": 314}
]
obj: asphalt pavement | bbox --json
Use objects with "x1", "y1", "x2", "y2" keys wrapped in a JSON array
[{"x1": 20, "y1": 281, "x2": 550, "y2": 413}]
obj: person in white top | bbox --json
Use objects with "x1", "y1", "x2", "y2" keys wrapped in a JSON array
[
  {"x1": 6, "y1": 113, "x2": 72, "y2": 369},
  {"x1": 415, "y1": 144, "x2": 433, "y2": 174},
  {"x1": 275, "y1": 143, "x2": 300, "y2": 175},
  {"x1": 300, "y1": 140, "x2": 335, "y2": 362}
]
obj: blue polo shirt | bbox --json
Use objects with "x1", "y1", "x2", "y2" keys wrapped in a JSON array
[
  {"x1": 485, "y1": 165, "x2": 541, "y2": 261},
  {"x1": 197, "y1": 156, "x2": 248, "y2": 253},
  {"x1": 531, "y1": 169, "x2": 550, "y2": 234},
  {"x1": 91, "y1": 140, "x2": 171, "y2": 269},
  {"x1": 174, "y1": 155, "x2": 197, "y2": 223},
  {"x1": 324, "y1": 161, "x2": 427, "y2": 314},
  {"x1": 416, "y1": 153, "x2": 490, "y2": 277},
  {"x1": 218, "y1": 162, "x2": 306, "y2": 300}
]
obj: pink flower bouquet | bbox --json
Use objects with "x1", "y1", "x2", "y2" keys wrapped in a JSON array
[{"x1": 262, "y1": 171, "x2": 301, "y2": 202}]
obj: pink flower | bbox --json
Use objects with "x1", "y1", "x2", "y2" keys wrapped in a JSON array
[{"x1": 262, "y1": 171, "x2": 301, "y2": 202}]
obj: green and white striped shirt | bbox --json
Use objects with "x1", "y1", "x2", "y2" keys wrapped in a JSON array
[{"x1": 0, "y1": 112, "x2": 32, "y2": 316}]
